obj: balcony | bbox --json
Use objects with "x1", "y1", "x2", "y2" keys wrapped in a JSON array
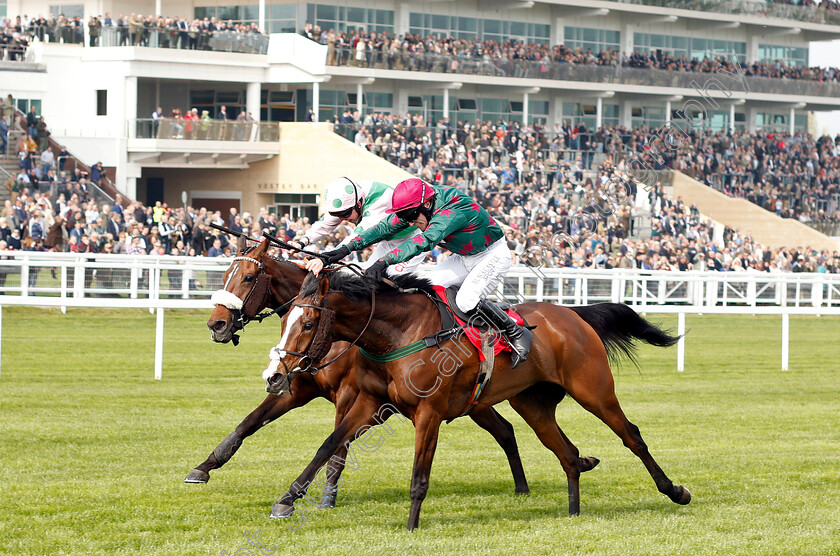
[
  {"x1": 613, "y1": 0, "x2": 840, "y2": 26},
  {"x1": 330, "y1": 51, "x2": 840, "y2": 100},
  {"x1": 127, "y1": 118, "x2": 279, "y2": 168}
]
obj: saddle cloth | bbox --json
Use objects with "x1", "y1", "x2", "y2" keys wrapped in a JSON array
[{"x1": 432, "y1": 285, "x2": 525, "y2": 361}]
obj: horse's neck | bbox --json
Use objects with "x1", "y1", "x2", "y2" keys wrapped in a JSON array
[
  {"x1": 331, "y1": 293, "x2": 438, "y2": 354},
  {"x1": 266, "y1": 258, "x2": 307, "y2": 306}
]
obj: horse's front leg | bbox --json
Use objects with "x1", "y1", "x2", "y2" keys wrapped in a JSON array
[
  {"x1": 407, "y1": 407, "x2": 443, "y2": 531},
  {"x1": 271, "y1": 392, "x2": 391, "y2": 519},
  {"x1": 185, "y1": 390, "x2": 312, "y2": 483}
]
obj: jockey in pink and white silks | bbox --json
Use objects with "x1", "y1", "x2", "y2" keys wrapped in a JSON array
[
  {"x1": 318, "y1": 177, "x2": 533, "y2": 368},
  {"x1": 291, "y1": 177, "x2": 427, "y2": 277}
]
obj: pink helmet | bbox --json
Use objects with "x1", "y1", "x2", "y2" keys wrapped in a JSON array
[{"x1": 386, "y1": 178, "x2": 436, "y2": 214}]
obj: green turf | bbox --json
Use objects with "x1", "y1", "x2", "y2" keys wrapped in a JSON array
[{"x1": 1, "y1": 307, "x2": 839, "y2": 555}]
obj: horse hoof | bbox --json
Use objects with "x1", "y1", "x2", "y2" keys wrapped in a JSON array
[
  {"x1": 514, "y1": 487, "x2": 530, "y2": 495},
  {"x1": 184, "y1": 469, "x2": 210, "y2": 483},
  {"x1": 316, "y1": 494, "x2": 336, "y2": 510},
  {"x1": 580, "y1": 456, "x2": 600, "y2": 472},
  {"x1": 269, "y1": 503, "x2": 296, "y2": 519},
  {"x1": 672, "y1": 485, "x2": 692, "y2": 505}
]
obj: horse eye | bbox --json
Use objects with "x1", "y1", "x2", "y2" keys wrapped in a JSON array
[
  {"x1": 243, "y1": 275, "x2": 255, "y2": 282},
  {"x1": 303, "y1": 322, "x2": 314, "y2": 331}
]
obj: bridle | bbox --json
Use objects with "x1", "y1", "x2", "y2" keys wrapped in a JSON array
[
  {"x1": 214, "y1": 254, "x2": 294, "y2": 344},
  {"x1": 271, "y1": 272, "x2": 377, "y2": 394}
]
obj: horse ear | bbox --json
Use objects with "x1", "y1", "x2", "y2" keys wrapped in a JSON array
[
  {"x1": 252, "y1": 236, "x2": 269, "y2": 255},
  {"x1": 236, "y1": 235, "x2": 247, "y2": 255},
  {"x1": 317, "y1": 274, "x2": 330, "y2": 301}
]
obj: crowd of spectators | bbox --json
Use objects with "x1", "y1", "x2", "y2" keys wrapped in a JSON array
[
  {"x1": 331, "y1": 111, "x2": 840, "y2": 232},
  {"x1": 0, "y1": 13, "x2": 264, "y2": 56},
  {"x1": 2, "y1": 153, "x2": 839, "y2": 281},
  {"x1": 311, "y1": 27, "x2": 840, "y2": 86}
]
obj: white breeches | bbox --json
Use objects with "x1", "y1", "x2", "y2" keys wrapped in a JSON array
[{"x1": 425, "y1": 239, "x2": 512, "y2": 312}]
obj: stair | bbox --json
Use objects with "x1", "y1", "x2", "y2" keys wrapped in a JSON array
[
  {"x1": 671, "y1": 171, "x2": 840, "y2": 251},
  {"x1": 1, "y1": 131, "x2": 30, "y2": 203}
]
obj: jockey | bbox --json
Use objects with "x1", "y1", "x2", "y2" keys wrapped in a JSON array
[
  {"x1": 319, "y1": 178, "x2": 533, "y2": 368},
  {"x1": 291, "y1": 177, "x2": 426, "y2": 277}
]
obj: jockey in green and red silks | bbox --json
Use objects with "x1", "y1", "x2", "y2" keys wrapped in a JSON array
[{"x1": 318, "y1": 178, "x2": 533, "y2": 368}]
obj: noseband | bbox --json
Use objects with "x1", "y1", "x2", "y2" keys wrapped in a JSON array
[
  {"x1": 273, "y1": 281, "x2": 377, "y2": 392},
  {"x1": 213, "y1": 255, "x2": 292, "y2": 343}
]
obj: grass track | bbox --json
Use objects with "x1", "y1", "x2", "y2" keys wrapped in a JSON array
[{"x1": 1, "y1": 307, "x2": 839, "y2": 555}]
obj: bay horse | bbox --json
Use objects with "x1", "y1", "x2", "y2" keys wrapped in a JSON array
[
  {"x1": 187, "y1": 237, "x2": 536, "y2": 506},
  {"x1": 267, "y1": 272, "x2": 690, "y2": 530}
]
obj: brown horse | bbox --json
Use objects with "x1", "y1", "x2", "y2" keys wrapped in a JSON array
[
  {"x1": 187, "y1": 238, "x2": 534, "y2": 506},
  {"x1": 267, "y1": 272, "x2": 690, "y2": 529}
]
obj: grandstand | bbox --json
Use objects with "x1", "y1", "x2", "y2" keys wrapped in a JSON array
[{"x1": 2, "y1": 0, "x2": 839, "y2": 254}]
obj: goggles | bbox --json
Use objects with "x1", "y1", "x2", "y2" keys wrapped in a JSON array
[
  {"x1": 329, "y1": 205, "x2": 356, "y2": 219},
  {"x1": 396, "y1": 205, "x2": 423, "y2": 223}
]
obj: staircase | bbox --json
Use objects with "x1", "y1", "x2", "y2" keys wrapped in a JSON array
[
  {"x1": 670, "y1": 171, "x2": 840, "y2": 251},
  {"x1": 0, "y1": 130, "x2": 25, "y2": 203}
]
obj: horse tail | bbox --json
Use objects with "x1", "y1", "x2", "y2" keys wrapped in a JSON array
[{"x1": 568, "y1": 303, "x2": 680, "y2": 366}]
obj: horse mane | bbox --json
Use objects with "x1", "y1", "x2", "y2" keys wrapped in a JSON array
[{"x1": 300, "y1": 270, "x2": 435, "y2": 301}]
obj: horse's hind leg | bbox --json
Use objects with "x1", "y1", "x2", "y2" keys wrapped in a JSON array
[
  {"x1": 509, "y1": 387, "x2": 591, "y2": 515},
  {"x1": 468, "y1": 407, "x2": 529, "y2": 494},
  {"x1": 565, "y1": 363, "x2": 691, "y2": 506}
]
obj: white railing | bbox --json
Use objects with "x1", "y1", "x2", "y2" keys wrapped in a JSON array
[{"x1": 2, "y1": 253, "x2": 840, "y2": 376}]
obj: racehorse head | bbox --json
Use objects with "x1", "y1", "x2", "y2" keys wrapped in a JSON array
[
  {"x1": 263, "y1": 272, "x2": 335, "y2": 395},
  {"x1": 207, "y1": 237, "x2": 273, "y2": 343}
]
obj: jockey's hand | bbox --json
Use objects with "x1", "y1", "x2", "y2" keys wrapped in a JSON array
[
  {"x1": 287, "y1": 240, "x2": 303, "y2": 250},
  {"x1": 364, "y1": 259, "x2": 388, "y2": 281},
  {"x1": 306, "y1": 257, "x2": 325, "y2": 276},
  {"x1": 320, "y1": 245, "x2": 351, "y2": 265}
]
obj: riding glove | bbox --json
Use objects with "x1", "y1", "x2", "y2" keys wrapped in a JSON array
[
  {"x1": 364, "y1": 259, "x2": 388, "y2": 281},
  {"x1": 320, "y1": 245, "x2": 351, "y2": 265}
]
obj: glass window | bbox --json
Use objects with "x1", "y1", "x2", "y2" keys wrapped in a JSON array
[
  {"x1": 758, "y1": 44, "x2": 808, "y2": 66},
  {"x1": 243, "y1": 5, "x2": 259, "y2": 22},
  {"x1": 49, "y1": 4, "x2": 84, "y2": 17},
  {"x1": 216, "y1": 6, "x2": 241, "y2": 21},
  {"x1": 564, "y1": 27, "x2": 621, "y2": 53},
  {"x1": 195, "y1": 7, "x2": 215, "y2": 19},
  {"x1": 531, "y1": 100, "x2": 549, "y2": 115},
  {"x1": 432, "y1": 14, "x2": 449, "y2": 31},
  {"x1": 317, "y1": 5, "x2": 337, "y2": 21},
  {"x1": 346, "y1": 7, "x2": 365, "y2": 24}
]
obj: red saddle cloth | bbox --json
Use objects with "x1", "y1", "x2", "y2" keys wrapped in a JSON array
[{"x1": 432, "y1": 285, "x2": 525, "y2": 361}]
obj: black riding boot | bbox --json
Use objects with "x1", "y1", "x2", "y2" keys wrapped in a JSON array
[{"x1": 478, "y1": 300, "x2": 533, "y2": 368}]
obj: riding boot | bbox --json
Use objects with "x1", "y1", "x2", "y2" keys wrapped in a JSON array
[{"x1": 477, "y1": 299, "x2": 533, "y2": 368}]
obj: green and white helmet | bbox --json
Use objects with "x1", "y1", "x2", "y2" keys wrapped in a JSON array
[{"x1": 324, "y1": 177, "x2": 363, "y2": 213}]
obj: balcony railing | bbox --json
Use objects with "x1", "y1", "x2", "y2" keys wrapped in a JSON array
[
  {"x1": 614, "y1": 0, "x2": 840, "y2": 26},
  {"x1": 330, "y1": 49, "x2": 840, "y2": 99},
  {"x1": 129, "y1": 118, "x2": 279, "y2": 142},
  {"x1": 20, "y1": 24, "x2": 269, "y2": 54}
]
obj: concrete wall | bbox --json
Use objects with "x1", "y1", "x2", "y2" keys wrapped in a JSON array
[
  {"x1": 140, "y1": 122, "x2": 413, "y2": 214},
  {"x1": 671, "y1": 171, "x2": 840, "y2": 251}
]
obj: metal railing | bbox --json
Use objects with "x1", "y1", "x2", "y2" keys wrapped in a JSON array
[
  {"x1": 329, "y1": 49, "x2": 840, "y2": 98},
  {"x1": 129, "y1": 118, "x2": 279, "y2": 142},
  {"x1": 1, "y1": 252, "x2": 839, "y2": 308}
]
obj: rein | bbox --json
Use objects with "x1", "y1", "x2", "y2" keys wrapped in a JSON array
[{"x1": 279, "y1": 279, "x2": 377, "y2": 385}]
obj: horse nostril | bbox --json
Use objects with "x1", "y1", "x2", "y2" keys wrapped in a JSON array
[
  {"x1": 269, "y1": 373, "x2": 284, "y2": 385},
  {"x1": 212, "y1": 320, "x2": 227, "y2": 331}
]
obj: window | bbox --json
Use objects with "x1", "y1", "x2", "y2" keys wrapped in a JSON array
[
  {"x1": 366, "y1": 93, "x2": 393, "y2": 113},
  {"x1": 758, "y1": 44, "x2": 808, "y2": 67},
  {"x1": 457, "y1": 98, "x2": 477, "y2": 111},
  {"x1": 269, "y1": 4, "x2": 297, "y2": 33},
  {"x1": 564, "y1": 27, "x2": 620, "y2": 53},
  {"x1": 0, "y1": 0, "x2": 6, "y2": 18},
  {"x1": 346, "y1": 93, "x2": 367, "y2": 106},
  {"x1": 49, "y1": 3, "x2": 83, "y2": 18},
  {"x1": 307, "y1": 4, "x2": 394, "y2": 34},
  {"x1": 408, "y1": 96, "x2": 424, "y2": 108},
  {"x1": 96, "y1": 90, "x2": 107, "y2": 116},
  {"x1": 634, "y1": 33, "x2": 746, "y2": 61},
  {"x1": 410, "y1": 13, "x2": 548, "y2": 43}
]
